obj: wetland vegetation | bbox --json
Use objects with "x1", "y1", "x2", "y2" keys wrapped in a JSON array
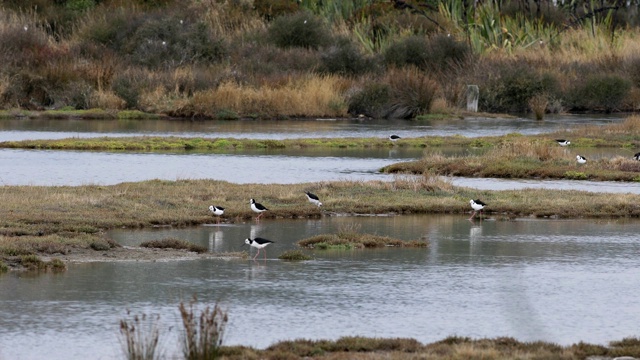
[{"x1": 3, "y1": 0, "x2": 640, "y2": 119}]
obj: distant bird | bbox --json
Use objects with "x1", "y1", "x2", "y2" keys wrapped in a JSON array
[
  {"x1": 250, "y1": 198, "x2": 268, "y2": 220},
  {"x1": 469, "y1": 199, "x2": 487, "y2": 220},
  {"x1": 245, "y1": 237, "x2": 274, "y2": 260},
  {"x1": 556, "y1": 139, "x2": 570, "y2": 146},
  {"x1": 304, "y1": 191, "x2": 322, "y2": 207},
  {"x1": 389, "y1": 134, "x2": 401, "y2": 141},
  {"x1": 576, "y1": 155, "x2": 587, "y2": 164},
  {"x1": 634, "y1": 152, "x2": 640, "y2": 161},
  {"x1": 208, "y1": 205, "x2": 225, "y2": 223}
]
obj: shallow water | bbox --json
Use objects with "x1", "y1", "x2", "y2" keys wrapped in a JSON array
[
  {"x1": 0, "y1": 114, "x2": 625, "y2": 141},
  {"x1": 1, "y1": 215, "x2": 639, "y2": 359}
]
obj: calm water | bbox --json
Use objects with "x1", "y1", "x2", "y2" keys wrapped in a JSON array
[
  {"x1": 0, "y1": 114, "x2": 625, "y2": 141},
  {"x1": 1, "y1": 215, "x2": 639, "y2": 359}
]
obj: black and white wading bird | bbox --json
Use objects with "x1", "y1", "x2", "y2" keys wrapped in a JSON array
[
  {"x1": 634, "y1": 152, "x2": 640, "y2": 161},
  {"x1": 245, "y1": 237, "x2": 274, "y2": 260},
  {"x1": 304, "y1": 191, "x2": 322, "y2": 207},
  {"x1": 250, "y1": 198, "x2": 268, "y2": 220},
  {"x1": 576, "y1": 155, "x2": 587, "y2": 164},
  {"x1": 389, "y1": 134, "x2": 401, "y2": 141},
  {"x1": 469, "y1": 199, "x2": 487, "y2": 220},
  {"x1": 556, "y1": 139, "x2": 570, "y2": 146},
  {"x1": 208, "y1": 205, "x2": 225, "y2": 223}
]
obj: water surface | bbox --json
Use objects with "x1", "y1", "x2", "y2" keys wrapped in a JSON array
[
  {"x1": 1, "y1": 215, "x2": 639, "y2": 359},
  {"x1": 0, "y1": 114, "x2": 625, "y2": 141}
]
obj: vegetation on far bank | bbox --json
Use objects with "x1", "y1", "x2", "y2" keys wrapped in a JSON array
[{"x1": 2, "y1": 1, "x2": 640, "y2": 119}]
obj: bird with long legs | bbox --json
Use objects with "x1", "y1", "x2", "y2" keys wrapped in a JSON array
[
  {"x1": 469, "y1": 199, "x2": 487, "y2": 220},
  {"x1": 250, "y1": 198, "x2": 268, "y2": 220},
  {"x1": 245, "y1": 237, "x2": 274, "y2": 260},
  {"x1": 208, "y1": 205, "x2": 224, "y2": 224},
  {"x1": 304, "y1": 191, "x2": 322, "y2": 207},
  {"x1": 556, "y1": 139, "x2": 570, "y2": 146},
  {"x1": 576, "y1": 155, "x2": 587, "y2": 164}
]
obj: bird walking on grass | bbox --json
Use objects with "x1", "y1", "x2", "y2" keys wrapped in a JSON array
[
  {"x1": 634, "y1": 152, "x2": 640, "y2": 161},
  {"x1": 556, "y1": 139, "x2": 570, "y2": 146},
  {"x1": 245, "y1": 237, "x2": 274, "y2": 260},
  {"x1": 304, "y1": 191, "x2": 322, "y2": 207},
  {"x1": 208, "y1": 205, "x2": 225, "y2": 224},
  {"x1": 469, "y1": 199, "x2": 487, "y2": 220},
  {"x1": 389, "y1": 134, "x2": 401, "y2": 142},
  {"x1": 250, "y1": 199, "x2": 268, "y2": 220}
]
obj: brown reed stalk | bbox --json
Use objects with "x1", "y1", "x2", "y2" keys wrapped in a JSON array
[
  {"x1": 119, "y1": 312, "x2": 162, "y2": 360},
  {"x1": 179, "y1": 298, "x2": 228, "y2": 360}
]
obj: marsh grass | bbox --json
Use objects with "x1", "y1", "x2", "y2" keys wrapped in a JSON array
[
  {"x1": 179, "y1": 298, "x2": 228, "y2": 360},
  {"x1": 119, "y1": 311, "x2": 162, "y2": 360},
  {"x1": 297, "y1": 226, "x2": 428, "y2": 249},
  {"x1": 140, "y1": 238, "x2": 207, "y2": 253},
  {"x1": 217, "y1": 335, "x2": 640, "y2": 359},
  {"x1": 278, "y1": 250, "x2": 312, "y2": 261},
  {"x1": 1, "y1": 177, "x2": 640, "y2": 264}
]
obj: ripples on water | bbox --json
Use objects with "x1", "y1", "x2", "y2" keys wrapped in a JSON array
[{"x1": 2, "y1": 216, "x2": 640, "y2": 359}]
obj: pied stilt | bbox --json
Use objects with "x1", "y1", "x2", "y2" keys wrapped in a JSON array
[
  {"x1": 469, "y1": 199, "x2": 486, "y2": 220},
  {"x1": 250, "y1": 198, "x2": 268, "y2": 220},
  {"x1": 245, "y1": 237, "x2": 274, "y2": 260},
  {"x1": 556, "y1": 139, "x2": 570, "y2": 146},
  {"x1": 208, "y1": 205, "x2": 225, "y2": 223},
  {"x1": 389, "y1": 134, "x2": 401, "y2": 141},
  {"x1": 634, "y1": 152, "x2": 640, "y2": 161},
  {"x1": 304, "y1": 191, "x2": 322, "y2": 207},
  {"x1": 576, "y1": 155, "x2": 587, "y2": 164}
]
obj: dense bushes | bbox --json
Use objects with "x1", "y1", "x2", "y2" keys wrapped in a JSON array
[{"x1": 1, "y1": 1, "x2": 640, "y2": 117}]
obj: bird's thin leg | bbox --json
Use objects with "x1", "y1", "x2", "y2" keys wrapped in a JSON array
[
  {"x1": 469, "y1": 211, "x2": 476, "y2": 220},
  {"x1": 253, "y1": 249, "x2": 259, "y2": 260}
]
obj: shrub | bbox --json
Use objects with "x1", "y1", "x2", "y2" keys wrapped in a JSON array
[
  {"x1": 385, "y1": 67, "x2": 439, "y2": 118},
  {"x1": 268, "y1": 11, "x2": 330, "y2": 50},
  {"x1": 0, "y1": 261, "x2": 8, "y2": 273},
  {"x1": 478, "y1": 61, "x2": 557, "y2": 114},
  {"x1": 570, "y1": 74, "x2": 631, "y2": 113},
  {"x1": 140, "y1": 238, "x2": 207, "y2": 253},
  {"x1": 383, "y1": 35, "x2": 430, "y2": 69},
  {"x1": 347, "y1": 83, "x2": 391, "y2": 118},
  {"x1": 319, "y1": 37, "x2": 376, "y2": 76},
  {"x1": 383, "y1": 34, "x2": 471, "y2": 73}
]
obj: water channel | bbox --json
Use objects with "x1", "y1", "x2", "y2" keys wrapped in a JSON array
[
  {"x1": 1, "y1": 115, "x2": 639, "y2": 359},
  {"x1": 1, "y1": 215, "x2": 639, "y2": 359}
]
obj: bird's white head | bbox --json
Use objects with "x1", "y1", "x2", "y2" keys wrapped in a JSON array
[
  {"x1": 244, "y1": 238, "x2": 252, "y2": 245},
  {"x1": 209, "y1": 205, "x2": 215, "y2": 211},
  {"x1": 250, "y1": 199, "x2": 255, "y2": 204}
]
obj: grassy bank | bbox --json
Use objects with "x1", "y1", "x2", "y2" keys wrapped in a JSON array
[
  {"x1": 382, "y1": 116, "x2": 640, "y2": 182},
  {"x1": 1, "y1": 177, "x2": 640, "y2": 269},
  {"x1": 217, "y1": 336, "x2": 640, "y2": 359}
]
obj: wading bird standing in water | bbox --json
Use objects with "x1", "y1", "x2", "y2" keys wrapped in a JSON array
[
  {"x1": 245, "y1": 237, "x2": 274, "y2": 260},
  {"x1": 469, "y1": 199, "x2": 487, "y2": 220}
]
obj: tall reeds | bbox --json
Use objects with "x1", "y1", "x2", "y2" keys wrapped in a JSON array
[
  {"x1": 179, "y1": 299, "x2": 228, "y2": 360},
  {"x1": 119, "y1": 312, "x2": 162, "y2": 360}
]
